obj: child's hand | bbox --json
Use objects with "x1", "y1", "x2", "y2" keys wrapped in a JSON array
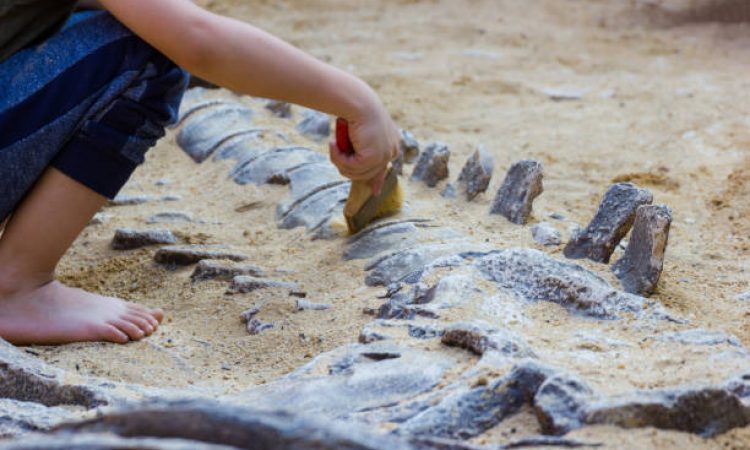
[{"x1": 329, "y1": 96, "x2": 399, "y2": 195}]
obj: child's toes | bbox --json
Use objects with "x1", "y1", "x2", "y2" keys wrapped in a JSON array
[
  {"x1": 102, "y1": 324, "x2": 130, "y2": 344},
  {"x1": 111, "y1": 320, "x2": 145, "y2": 341},
  {"x1": 125, "y1": 314, "x2": 154, "y2": 335},
  {"x1": 150, "y1": 308, "x2": 165, "y2": 323}
]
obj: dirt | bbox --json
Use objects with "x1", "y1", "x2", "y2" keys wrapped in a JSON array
[{"x1": 29, "y1": 0, "x2": 750, "y2": 448}]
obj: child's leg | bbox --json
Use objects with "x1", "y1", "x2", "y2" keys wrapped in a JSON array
[
  {"x1": 0, "y1": 12, "x2": 188, "y2": 345},
  {"x1": 0, "y1": 168, "x2": 163, "y2": 345}
]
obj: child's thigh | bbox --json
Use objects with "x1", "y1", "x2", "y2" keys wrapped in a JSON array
[{"x1": 0, "y1": 11, "x2": 188, "y2": 220}]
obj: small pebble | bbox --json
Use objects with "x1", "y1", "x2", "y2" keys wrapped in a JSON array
[
  {"x1": 295, "y1": 299, "x2": 332, "y2": 312},
  {"x1": 542, "y1": 87, "x2": 585, "y2": 101},
  {"x1": 549, "y1": 212, "x2": 566, "y2": 221},
  {"x1": 737, "y1": 291, "x2": 750, "y2": 301},
  {"x1": 146, "y1": 211, "x2": 194, "y2": 224},
  {"x1": 239, "y1": 305, "x2": 261, "y2": 323},
  {"x1": 246, "y1": 319, "x2": 274, "y2": 335},
  {"x1": 155, "y1": 178, "x2": 172, "y2": 186},
  {"x1": 109, "y1": 194, "x2": 153, "y2": 206},
  {"x1": 90, "y1": 213, "x2": 112, "y2": 225},
  {"x1": 531, "y1": 222, "x2": 562, "y2": 246}
]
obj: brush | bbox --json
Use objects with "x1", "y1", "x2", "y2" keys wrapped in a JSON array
[{"x1": 336, "y1": 118, "x2": 404, "y2": 234}]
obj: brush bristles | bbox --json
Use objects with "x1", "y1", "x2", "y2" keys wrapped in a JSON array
[{"x1": 373, "y1": 179, "x2": 404, "y2": 221}]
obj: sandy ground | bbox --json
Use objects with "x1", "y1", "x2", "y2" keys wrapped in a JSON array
[{"x1": 25, "y1": 0, "x2": 750, "y2": 448}]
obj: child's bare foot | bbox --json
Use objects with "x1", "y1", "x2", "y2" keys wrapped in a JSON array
[{"x1": 0, "y1": 281, "x2": 163, "y2": 345}]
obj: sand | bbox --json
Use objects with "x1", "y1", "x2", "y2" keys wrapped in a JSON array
[{"x1": 29, "y1": 0, "x2": 750, "y2": 448}]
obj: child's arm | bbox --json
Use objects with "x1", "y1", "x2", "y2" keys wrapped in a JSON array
[{"x1": 98, "y1": 0, "x2": 398, "y2": 191}]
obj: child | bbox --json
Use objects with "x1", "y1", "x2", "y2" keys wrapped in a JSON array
[{"x1": 0, "y1": 0, "x2": 399, "y2": 345}]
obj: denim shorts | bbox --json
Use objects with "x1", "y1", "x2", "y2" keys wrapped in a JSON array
[{"x1": 0, "y1": 11, "x2": 189, "y2": 222}]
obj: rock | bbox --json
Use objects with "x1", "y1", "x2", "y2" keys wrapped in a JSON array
[
  {"x1": 490, "y1": 160, "x2": 543, "y2": 225},
  {"x1": 612, "y1": 205, "x2": 672, "y2": 296},
  {"x1": 147, "y1": 211, "x2": 194, "y2": 224},
  {"x1": 654, "y1": 329, "x2": 745, "y2": 348},
  {"x1": 738, "y1": 291, "x2": 750, "y2": 301},
  {"x1": 531, "y1": 222, "x2": 561, "y2": 246},
  {"x1": 474, "y1": 248, "x2": 645, "y2": 318},
  {"x1": 0, "y1": 339, "x2": 107, "y2": 408},
  {"x1": 398, "y1": 360, "x2": 553, "y2": 439},
  {"x1": 155, "y1": 178, "x2": 172, "y2": 186},
  {"x1": 276, "y1": 181, "x2": 350, "y2": 231},
  {"x1": 191, "y1": 260, "x2": 264, "y2": 282},
  {"x1": 228, "y1": 276, "x2": 297, "y2": 294},
  {"x1": 232, "y1": 147, "x2": 327, "y2": 186},
  {"x1": 265, "y1": 100, "x2": 292, "y2": 118},
  {"x1": 295, "y1": 299, "x2": 332, "y2": 311},
  {"x1": 176, "y1": 105, "x2": 254, "y2": 163},
  {"x1": 109, "y1": 194, "x2": 153, "y2": 206},
  {"x1": 0, "y1": 399, "x2": 75, "y2": 438},
  {"x1": 245, "y1": 319, "x2": 274, "y2": 335},
  {"x1": 111, "y1": 228, "x2": 177, "y2": 250},
  {"x1": 411, "y1": 143, "x2": 450, "y2": 187},
  {"x1": 234, "y1": 342, "x2": 456, "y2": 422},
  {"x1": 549, "y1": 212, "x2": 566, "y2": 221},
  {"x1": 441, "y1": 323, "x2": 534, "y2": 357},
  {"x1": 400, "y1": 129, "x2": 420, "y2": 163},
  {"x1": 50, "y1": 398, "x2": 413, "y2": 450},
  {"x1": 0, "y1": 434, "x2": 241, "y2": 450},
  {"x1": 584, "y1": 386, "x2": 750, "y2": 438},
  {"x1": 533, "y1": 372, "x2": 594, "y2": 435},
  {"x1": 344, "y1": 220, "x2": 423, "y2": 261},
  {"x1": 563, "y1": 183, "x2": 653, "y2": 263},
  {"x1": 440, "y1": 183, "x2": 457, "y2": 199},
  {"x1": 456, "y1": 147, "x2": 494, "y2": 201},
  {"x1": 296, "y1": 109, "x2": 330, "y2": 140},
  {"x1": 154, "y1": 245, "x2": 247, "y2": 266},
  {"x1": 161, "y1": 194, "x2": 182, "y2": 202}
]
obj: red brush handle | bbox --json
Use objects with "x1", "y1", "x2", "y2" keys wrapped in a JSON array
[{"x1": 336, "y1": 118, "x2": 355, "y2": 155}]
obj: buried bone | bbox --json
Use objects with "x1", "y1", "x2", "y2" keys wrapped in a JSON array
[
  {"x1": 612, "y1": 204, "x2": 672, "y2": 296},
  {"x1": 456, "y1": 146, "x2": 494, "y2": 201},
  {"x1": 563, "y1": 183, "x2": 653, "y2": 263},
  {"x1": 490, "y1": 160, "x2": 543, "y2": 225},
  {"x1": 411, "y1": 143, "x2": 450, "y2": 187}
]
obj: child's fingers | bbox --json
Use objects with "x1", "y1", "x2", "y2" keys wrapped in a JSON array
[{"x1": 329, "y1": 142, "x2": 385, "y2": 180}]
